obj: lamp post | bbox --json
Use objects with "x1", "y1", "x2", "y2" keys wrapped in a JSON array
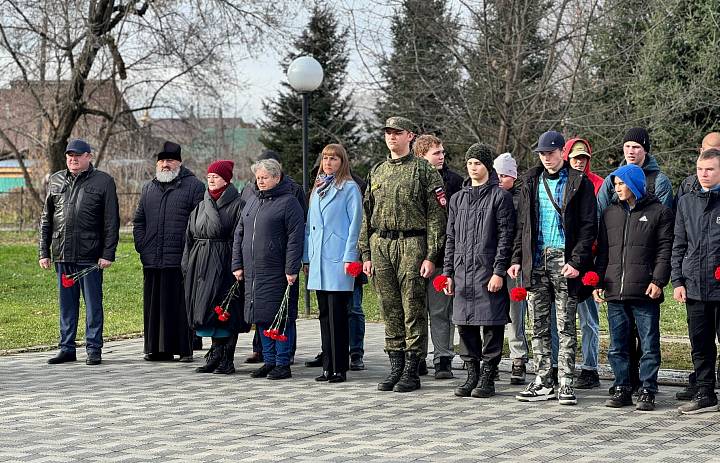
[{"x1": 287, "y1": 55, "x2": 323, "y2": 316}]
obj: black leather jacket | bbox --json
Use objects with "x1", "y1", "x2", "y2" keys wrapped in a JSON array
[{"x1": 38, "y1": 165, "x2": 120, "y2": 263}]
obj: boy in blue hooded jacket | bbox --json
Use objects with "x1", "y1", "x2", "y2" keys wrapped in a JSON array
[{"x1": 593, "y1": 164, "x2": 674, "y2": 411}]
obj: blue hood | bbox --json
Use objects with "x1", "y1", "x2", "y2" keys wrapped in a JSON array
[{"x1": 611, "y1": 164, "x2": 646, "y2": 201}]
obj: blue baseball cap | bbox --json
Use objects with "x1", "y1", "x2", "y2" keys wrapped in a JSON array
[
  {"x1": 534, "y1": 131, "x2": 565, "y2": 153},
  {"x1": 65, "y1": 138, "x2": 92, "y2": 155}
]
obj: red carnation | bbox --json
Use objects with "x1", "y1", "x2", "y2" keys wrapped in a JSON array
[
  {"x1": 214, "y1": 306, "x2": 223, "y2": 315},
  {"x1": 263, "y1": 329, "x2": 271, "y2": 338},
  {"x1": 218, "y1": 313, "x2": 228, "y2": 322},
  {"x1": 432, "y1": 275, "x2": 448, "y2": 292},
  {"x1": 61, "y1": 273, "x2": 76, "y2": 288},
  {"x1": 510, "y1": 287, "x2": 527, "y2": 302},
  {"x1": 276, "y1": 334, "x2": 288, "y2": 342},
  {"x1": 347, "y1": 262, "x2": 363, "y2": 278},
  {"x1": 269, "y1": 328, "x2": 279, "y2": 336},
  {"x1": 581, "y1": 271, "x2": 600, "y2": 287},
  {"x1": 715, "y1": 266, "x2": 720, "y2": 281}
]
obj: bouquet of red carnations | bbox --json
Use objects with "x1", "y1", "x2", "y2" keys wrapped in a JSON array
[{"x1": 263, "y1": 285, "x2": 291, "y2": 342}]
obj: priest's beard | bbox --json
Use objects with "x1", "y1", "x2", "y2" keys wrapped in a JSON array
[{"x1": 156, "y1": 166, "x2": 180, "y2": 183}]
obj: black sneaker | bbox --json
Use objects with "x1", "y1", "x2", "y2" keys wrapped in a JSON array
[
  {"x1": 350, "y1": 354, "x2": 365, "y2": 371},
  {"x1": 678, "y1": 391, "x2": 720, "y2": 415},
  {"x1": 575, "y1": 369, "x2": 600, "y2": 389},
  {"x1": 267, "y1": 365, "x2": 292, "y2": 380},
  {"x1": 85, "y1": 352, "x2": 102, "y2": 365},
  {"x1": 605, "y1": 386, "x2": 634, "y2": 408},
  {"x1": 510, "y1": 362, "x2": 526, "y2": 385},
  {"x1": 636, "y1": 389, "x2": 655, "y2": 411},
  {"x1": 250, "y1": 363, "x2": 275, "y2": 378}
]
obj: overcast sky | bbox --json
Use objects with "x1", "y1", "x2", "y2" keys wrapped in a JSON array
[{"x1": 223, "y1": 0, "x2": 398, "y2": 124}]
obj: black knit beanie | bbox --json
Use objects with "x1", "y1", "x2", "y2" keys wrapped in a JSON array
[
  {"x1": 623, "y1": 127, "x2": 651, "y2": 153},
  {"x1": 465, "y1": 143, "x2": 496, "y2": 173}
]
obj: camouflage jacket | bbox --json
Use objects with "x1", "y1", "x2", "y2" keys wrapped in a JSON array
[{"x1": 359, "y1": 153, "x2": 447, "y2": 262}]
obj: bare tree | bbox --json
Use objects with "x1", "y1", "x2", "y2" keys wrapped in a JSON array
[{"x1": 0, "y1": 0, "x2": 294, "y2": 206}]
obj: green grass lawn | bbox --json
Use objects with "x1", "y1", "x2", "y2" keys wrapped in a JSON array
[{"x1": 0, "y1": 231, "x2": 692, "y2": 370}]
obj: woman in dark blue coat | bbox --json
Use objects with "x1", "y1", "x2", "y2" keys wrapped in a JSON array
[{"x1": 232, "y1": 158, "x2": 305, "y2": 380}]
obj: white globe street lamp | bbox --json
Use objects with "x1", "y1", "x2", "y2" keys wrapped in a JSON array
[{"x1": 287, "y1": 55, "x2": 323, "y2": 316}]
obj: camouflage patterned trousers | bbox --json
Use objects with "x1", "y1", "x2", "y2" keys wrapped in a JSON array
[
  {"x1": 370, "y1": 234, "x2": 428, "y2": 353},
  {"x1": 527, "y1": 248, "x2": 578, "y2": 385}
]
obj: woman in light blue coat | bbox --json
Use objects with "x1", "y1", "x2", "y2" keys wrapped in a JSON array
[{"x1": 304, "y1": 144, "x2": 362, "y2": 383}]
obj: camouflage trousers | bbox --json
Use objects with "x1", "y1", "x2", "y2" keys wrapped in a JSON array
[
  {"x1": 370, "y1": 234, "x2": 428, "y2": 353},
  {"x1": 527, "y1": 248, "x2": 578, "y2": 385}
]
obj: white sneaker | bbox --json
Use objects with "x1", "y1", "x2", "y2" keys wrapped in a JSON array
[
  {"x1": 557, "y1": 378, "x2": 578, "y2": 405},
  {"x1": 516, "y1": 376, "x2": 555, "y2": 402}
]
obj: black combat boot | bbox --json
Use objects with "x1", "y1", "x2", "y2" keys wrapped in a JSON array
[
  {"x1": 454, "y1": 359, "x2": 480, "y2": 397},
  {"x1": 195, "y1": 338, "x2": 224, "y2": 373},
  {"x1": 471, "y1": 362, "x2": 497, "y2": 398},
  {"x1": 393, "y1": 351, "x2": 421, "y2": 393},
  {"x1": 377, "y1": 351, "x2": 405, "y2": 391},
  {"x1": 214, "y1": 334, "x2": 237, "y2": 374}
]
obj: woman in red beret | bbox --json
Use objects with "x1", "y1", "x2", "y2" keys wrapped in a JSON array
[{"x1": 183, "y1": 160, "x2": 250, "y2": 374}]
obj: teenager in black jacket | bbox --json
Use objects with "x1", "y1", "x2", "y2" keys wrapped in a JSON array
[
  {"x1": 673, "y1": 148, "x2": 720, "y2": 414},
  {"x1": 594, "y1": 164, "x2": 673, "y2": 411}
]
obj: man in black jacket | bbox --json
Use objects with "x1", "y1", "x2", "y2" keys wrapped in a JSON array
[
  {"x1": 508, "y1": 130, "x2": 597, "y2": 405},
  {"x1": 414, "y1": 134, "x2": 463, "y2": 379},
  {"x1": 673, "y1": 148, "x2": 720, "y2": 414},
  {"x1": 39, "y1": 139, "x2": 120, "y2": 365},
  {"x1": 594, "y1": 164, "x2": 673, "y2": 411},
  {"x1": 673, "y1": 132, "x2": 720, "y2": 400},
  {"x1": 133, "y1": 141, "x2": 204, "y2": 362}
]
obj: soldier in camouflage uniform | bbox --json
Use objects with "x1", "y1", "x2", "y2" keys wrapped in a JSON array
[{"x1": 360, "y1": 117, "x2": 447, "y2": 393}]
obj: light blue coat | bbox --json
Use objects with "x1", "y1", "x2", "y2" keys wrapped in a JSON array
[{"x1": 303, "y1": 180, "x2": 362, "y2": 291}]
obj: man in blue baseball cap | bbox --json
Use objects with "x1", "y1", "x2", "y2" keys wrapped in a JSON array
[
  {"x1": 509, "y1": 130, "x2": 597, "y2": 405},
  {"x1": 39, "y1": 138, "x2": 120, "y2": 366}
]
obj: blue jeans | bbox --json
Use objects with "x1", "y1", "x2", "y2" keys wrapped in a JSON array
[
  {"x1": 607, "y1": 301, "x2": 661, "y2": 392},
  {"x1": 348, "y1": 280, "x2": 365, "y2": 357},
  {"x1": 550, "y1": 297, "x2": 600, "y2": 370},
  {"x1": 257, "y1": 321, "x2": 296, "y2": 366},
  {"x1": 56, "y1": 263, "x2": 104, "y2": 354}
]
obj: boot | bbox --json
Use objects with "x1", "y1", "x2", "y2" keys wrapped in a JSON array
[
  {"x1": 377, "y1": 351, "x2": 405, "y2": 391},
  {"x1": 393, "y1": 351, "x2": 421, "y2": 393},
  {"x1": 195, "y1": 338, "x2": 224, "y2": 373},
  {"x1": 214, "y1": 334, "x2": 237, "y2": 374},
  {"x1": 454, "y1": 359, "x2": 480, "y2": 397},
  {"x1": 471, "y1": 362, "x2": 497, "y2": 398}
]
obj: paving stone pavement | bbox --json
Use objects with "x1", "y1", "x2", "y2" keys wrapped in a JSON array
[{"x1": 2, "y1": 319, "x2": 720, "y2": 462}]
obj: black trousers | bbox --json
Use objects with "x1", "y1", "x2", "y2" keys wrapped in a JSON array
[
  {"x1": 457, "y1": 324, "x2": 505, "y2": 366},
  {"x1": 687, "y1": 299, "x2": 720, "y2": 391},
  {"x1": 317, "y1": 290, "x2": 351, "y2": 374}
]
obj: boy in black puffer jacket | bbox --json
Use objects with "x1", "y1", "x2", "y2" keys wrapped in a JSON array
[{"x1": 594, "y1": 164, "x2": 673, "y2": 412}]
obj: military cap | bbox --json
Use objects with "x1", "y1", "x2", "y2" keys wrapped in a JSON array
[{"x1": 383, "y1": 116, "x2": 416, "y2": 133}]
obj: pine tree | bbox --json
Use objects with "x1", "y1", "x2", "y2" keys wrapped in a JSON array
[
  {"x1": 566, "y1": 0, "x2": 654, "y2": 176},
  {"x1": 374, "y1": 0, "x2": 462, "y2": 156},
  {"x1": 260, "y1": 4, "x2": 360, "y2": 184},
  {"x1": 630, "y1": 0, "x2": 720, "y2": 184}
]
